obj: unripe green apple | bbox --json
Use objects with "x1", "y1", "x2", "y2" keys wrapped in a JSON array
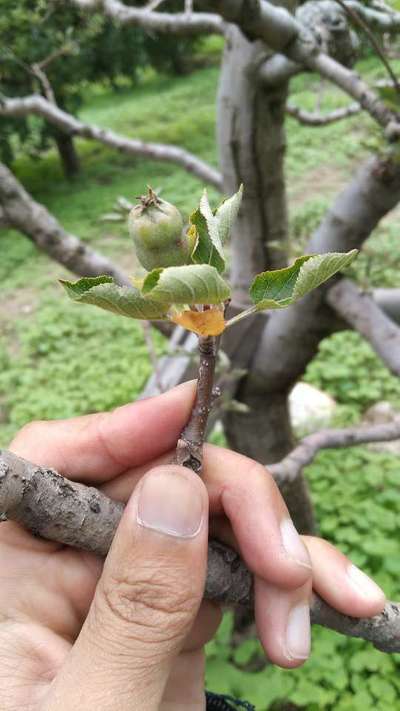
[{"x1": 128, "y1": 187, "x2": 190, "y2": 271}]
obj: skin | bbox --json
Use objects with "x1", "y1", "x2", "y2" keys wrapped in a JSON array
[{"x1": 0, "y1": 381, "x2": 386, "y2": 711}]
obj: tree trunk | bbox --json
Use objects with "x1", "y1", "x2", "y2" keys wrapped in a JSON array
[
  {"x1": 217, "y1": 26, "x2": 288, "y2": 303},
  {"x1": 217, "y1": 25, "x2": 315, "y2": 534},
  {"x1": 54, "y1": 131, "x2": 80, "y2": 179}
]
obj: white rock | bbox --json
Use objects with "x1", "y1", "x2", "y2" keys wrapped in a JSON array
[
  {"x1": 289, "y1": 382, "x2": 337, "y2": 434},
  {"x1": 363, "y1": 401, "x2": 397, "y2": 425}
]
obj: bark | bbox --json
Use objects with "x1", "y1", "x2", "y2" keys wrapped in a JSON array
[
  {"x1": 217, "y1": 26, "x2": 288, "y2": 304},
  {"x1": 0, "y1": 162, "x2": 130, "y2": 286},
  {"x1": 175, "y1": 335, "x2": 218, "y2": 472},
  {"x1": 2, "y1": 448, "x2": 400, "y2": 653},
  {"x1": 311, "y1": 597, "x2": 400, "y2": 654},
  {"x1": 217, "y1": 25, "x2": 315, "y2": 533},
  {"x1": 53, "y1": 131, "x2": 81, "y2": 179},
  {"x1": 250, "y1": 156, "x2": 400, "y2": 395}
]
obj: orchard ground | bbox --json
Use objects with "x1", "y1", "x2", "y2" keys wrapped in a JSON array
[{"x1": 1, "y1": 45, "x2": 400, "y2": 710}]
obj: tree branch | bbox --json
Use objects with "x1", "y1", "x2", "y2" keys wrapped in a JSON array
[
  {"x1": 0, "y1": 95, "x2": 222, "y2": 190},
  {"x1": 327, "y1": 278, "x2": 400, "y2": 376},
  {"x1": 269, "y1": 418, "x2": 400, "y2": 487},
  {"x1": 343, "y1": 0, "x2": 400, "y2": 33},
  {"x1": 286, "y1": 101, "x2": 361, "y2": 125},
  {"x1": 175, "y1": 335, "x2": 218, "y2": 472},
  {"x1": 293, "y1": 51, "x2": 398, "y2": 139},
  {"x1": 311, "y1": 596, "x2": 400, "y2": 653},
  {"x1": 0, "y1": 162, "x2": 130, "y2": 285},
  {"x1": 286, "y1": 79, "x2": 400, "y2": 125},
  {"x1": 1, "y1": 447, "x2": 400, "y2": 652},
  {"x1": 335, "y1": 0, "x2": 400, "y2": 94},
  {"x1": 207, "y1": 0, "x2": 400, "y2": 137},
  {"x1": 69, "y1": 0, "x2": 225, "y2": 34},
  {"x1": 65, "y1": 0, "x2": 400, "y2": 136}
]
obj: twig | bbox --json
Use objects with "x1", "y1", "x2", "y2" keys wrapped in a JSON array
[
  {"x1": 175, "y1": 335, "x2": 218, "y2": 472},
  {"x1": 286, "y1": 102, "x2": 361, "y2": 126},
  {"x1": 30, "y1": 64, "x2": 57, "y2": 105},
  {"x1": 1, "y1": 448, "x2": 400, "y2": 651},
  {"x1": 335, "y1": 0, "x2": 400, "y2": 94},
  {"x1": 327, "y1": 278, "x2": 400, "y2": 376},
  {"x1": 269, "y1": 418, "x2": 400, "y2": 486}
]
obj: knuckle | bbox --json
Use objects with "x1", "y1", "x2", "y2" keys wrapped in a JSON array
[{"x1": 97, "y1": 561, "x2": 201, "y2": 641}]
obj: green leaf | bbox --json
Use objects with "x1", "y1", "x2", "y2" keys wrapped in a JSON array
[
  {"x1": 190, "y1": 206, "x2": 225, "y2": 273},
  {"x1": 250, "y1": 250, "x2": 358, "y2": 310},
  {"x1": 200, "y1": 190, "x2": 223, "y2": 253},
  {"x1": 190, "y1": 187, "x2": 242, "y2": 273},
  {"x1": 142, "y1": 264, "x2": 230, "y2": 305},
  {"x1": 60, "y1": 275, "x2": 169, "y2": 320},
  {"x1": 215, "y1": 184, "x2": 243, "y2": 243}
]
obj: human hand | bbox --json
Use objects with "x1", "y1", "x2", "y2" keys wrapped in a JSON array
[{"x1": 0, "y1": 381, "x2": 385, "y2": 710}]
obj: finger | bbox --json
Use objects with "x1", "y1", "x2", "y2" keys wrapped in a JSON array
[
  {"x1": 303, "y1": 536, "x2": 386, "y2": 617},
  {"x1": 203, "y1": 445, "x2": 311, "y2": 589},
  {"x1": 47, "y1": 465, "x2": 208, "y2": 711},
  {"x1": 9, "y1": 381, "x2": 195, "y2": 483},
  {"x1": 103, "y1": 443, "x2": 312, "y2": 590},
  {"x1": 255, "y1": 576, "x2": 312, "y2": 669}
]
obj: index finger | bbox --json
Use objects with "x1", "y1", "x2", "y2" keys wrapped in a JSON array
[{"x1": 9, "y1": 381, "x2": 196, "y2": 483}]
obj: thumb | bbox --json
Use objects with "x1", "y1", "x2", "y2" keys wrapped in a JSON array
[{"x1": 51, "y1": 465, "x2": 209, "y2": 711}]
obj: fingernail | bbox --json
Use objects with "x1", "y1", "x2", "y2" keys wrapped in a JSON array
[
  {"x1": 347, "y1": 564, "x2": 386, "y2": 602},
  {"x1": 280, "y1": 518, "x2": 311, "y2": 569},
  {"x1": 137, "y1": 467, "x2": 204, "y2": 539},
  {"x1": 285, "y1": 603, "x2": 311, "y2": 661}
]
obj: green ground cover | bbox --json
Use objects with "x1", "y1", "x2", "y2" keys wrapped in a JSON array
[{"x1": 1, "y1": 50, "x2": 400, "y2": 710}]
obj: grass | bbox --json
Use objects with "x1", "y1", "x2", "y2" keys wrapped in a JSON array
[{"x1": 2, "y1": 50, "x2": 400, "y2": 711}]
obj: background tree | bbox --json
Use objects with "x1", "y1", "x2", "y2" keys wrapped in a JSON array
[{"x1": 0, "y1": 0, "x2": 198, "y2": 177}]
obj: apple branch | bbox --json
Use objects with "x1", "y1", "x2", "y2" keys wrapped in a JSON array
[
  {"x1": 1, "y1": 447, "x2": 400, "y2": 652},
  {"x1": 0, "y1": 95, "x2": 222, "y2": 190},
  {"x1": 175, "y1": 335, "x2": 218, "y2": 472}
]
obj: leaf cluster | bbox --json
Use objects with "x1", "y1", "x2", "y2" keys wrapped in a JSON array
[{"x1": 62, "y1": 187, "x2": 358, "y2": 337}]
